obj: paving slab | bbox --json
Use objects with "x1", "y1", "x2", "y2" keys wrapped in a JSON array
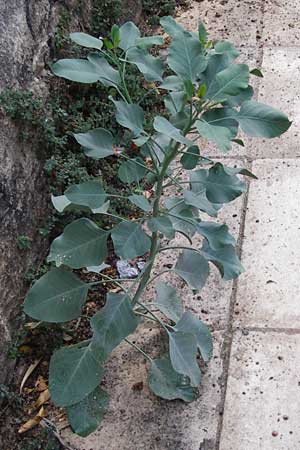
[
  {"x1": 61, "y1": 329, "x2": 225, "y2": 450},
  {"x1": 219, "y1": 330, "x2": 300, "y2": 450},
  {"x1": 262, "y1": 0, "x2": 300, "y2": 46},
  {"x1": 249, "y1": 47, "x2": 300, "y2": 158},
  {"x1": 235, "y1": 159, "x2": 300, "y2": 328},
  {"x1": 197, "y1": 0, "x2": 263, "y2": 47}
]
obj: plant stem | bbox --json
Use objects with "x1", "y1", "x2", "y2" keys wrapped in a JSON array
[{"x1": 124, "y1": 338, "x2": 152, "y2": 361}]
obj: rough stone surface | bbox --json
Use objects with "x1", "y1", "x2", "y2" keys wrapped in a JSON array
[
  {"x1": 262, "y1": 0, "x2": 300, "y2": 46},
  {"x1": 0, "y1": 0, "x2": 57, "y2": 383},
  {"x1": 219, "y1": 330, "x2": 300, "y2": 450},
  {"x1": 235, "y1": 159, "x2": 300, "y2": 328},
  {"x1": 249, "y1": 47, "x2": 300, "y2": 158},
  {"x1": 197, "y1": 0, "x2": 263, "y2": 47}
]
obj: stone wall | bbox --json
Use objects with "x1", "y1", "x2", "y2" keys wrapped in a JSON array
[{"x1": 0, "y1": 0, "x2": 57, "y2": 383}]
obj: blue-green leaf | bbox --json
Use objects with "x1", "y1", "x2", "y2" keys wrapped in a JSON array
[
  {"x1": 180, "y1": 146, "x2": 200, "y2": 170},
  {"x1": 64, "y1": 181, "x2": 107, "y2": 210},
  {"x1": 147, "y1": 216, "x2": 175, "y2": 239},
  {"x1": 206, "y1": 64, "x2": 249, "y2": 102},
  {"x1": 74, "y1": 128, "x2": 115, "y2": 159},
  {"x1": 153, "y1": 116, "x2": 192, "y2": 146},
  {"x1": 183, "y1": 189, "x2": 220, "y2": 217},
  {"x1": 175, "y1": 311, "x2": 213, "y2": 362},
  {"x1": 87, "y1": 53, "x2": 120, "y2": 87},
  {"x1": 48, "y1": 218, "x2": 108, "y2": 269},
  {"x1": 175, "y1": 249, "x2": 209, "y2": 290},
  {"x1": 49, "y1": 344, "x2": 104, "y2": 407},
  {"x1": 119, "y1": 21, "x2": 140, "y2": 51},
  {"x1": 118, "y1": 157, "x2": 147, "y2": 184},
  {"x1": 136, "y1": 36, "x2": 164, "y2": 48},
  {"x1": 197, "y1": 221, "x2": 235, "y2": 250},
  {"x1": 160, "y1": 16, "x2": 185, "y2": 37},
  {"x1": 190, "y1": 164, "x2": 247, "y2": 204},
  {"x1": 67, "y1": 388, "x2": 109, "y2": 437},
  {"x1": 128, "y1": 194, "x2": 151, "y2": 212},
  {"x1": 154, "y1": 281, "x2": 183, "y2": 322},
  {"x1": 24, "y1": 268, "x2": 88, "y2": 323},
  {"x1": 165, "y1": 197, "x2": 198, "y2": 237},
  {"x1": 111, "y1": 99, "x2": 144, "y2": 136},
  {"x1": 168, "y1": 331, "x2": 201, "y2": 387},
  {"x1": 237, "y1": 101, "x2": 292, "y2": 137},
  {"x1": 148, "y1": 355, "x2": 198, "y2": 402},
  {"x1": 168, "y1": 31, "x2": 206, "y2": 82},
  {"x1": 91, "y1": 293, "x2": 139, "y2": 354},
  {"x1": 51, "y1": 59, "x2": 99, "y2": 83},
  {"x1": 111, "y1": 222, "x2": 151, "y2": 259},
  {"x1": 70, "y1": 32, "x2": 103, "y2": 50},
  {"x1": 201, "y1": 240, "x2": 244, "y2": 280},
  {"x1": 127, "y1": 47, "x2": 164, "y2": 82}
]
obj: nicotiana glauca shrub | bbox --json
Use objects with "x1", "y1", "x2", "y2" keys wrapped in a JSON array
[{"x1": 23, "y1": 17, "x2": 291, "y2": 437}]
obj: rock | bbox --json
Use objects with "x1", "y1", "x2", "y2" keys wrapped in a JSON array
[{"x1": 0, "y1": 0, "x2": 58, "y2": 384}]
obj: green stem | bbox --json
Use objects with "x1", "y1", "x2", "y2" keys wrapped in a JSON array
[
  {"x1": 137, "y1": 302, "x2": 170, "y2": 333},
  {"x1": 124, "y1": 338, "x2": 152, "y2": 361}
]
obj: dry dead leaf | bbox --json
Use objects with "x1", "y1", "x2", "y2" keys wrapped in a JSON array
[
  {"x1": 18, "y1": 406, "x2": 47, "y2": 434},
  {"x1": 24, "y1": 321, "x2": 42, "y2": 330},
  {"x1": 143, "y1": 191, "x2": 152, "y2": 199},
  {"x1": 63, "y1": 333, "x2": 73, "y2": 342},
  {"x1": 35, "y1": 389, "x2": 50, "y2": 408},
  {"x1": 35, "y1": 375, "x2": 48, "y2": 392},
  {"x1": 20, "y1": 358, "x2": 41, "y2": 393},
  {"x1": 18, "y1": 345, "x2": 32, "y2": 354}
]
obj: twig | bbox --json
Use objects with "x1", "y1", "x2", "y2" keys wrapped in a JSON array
[{"x1": 40, "y1": 418, "x2": 77, "y2": 450}]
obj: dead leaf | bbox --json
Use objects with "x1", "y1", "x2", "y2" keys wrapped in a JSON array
[
  {"x1": 143, "y1": 191, "x2": 152, "y2": 199},
  {"x1": 24, "y1": 321, "x2": 42, "y2": 330},
  {"x1": 63, "y1": 333, "x2": 73, "y2": 342},
  {"x1": 35, "y1": 389, "x2": 50, "y2": 408},
  {"x1": 20, "y1": 359, "x2": 41, "y2": 393},
  {"x1": 18, "y1": 345, "x2": 32, "y2": 354},
  {"x1": 35, "y1": 375, "x2": 48, "y2": 392},
  {"x1": 18, "y1": 407, "x2": 47, "y2": 434}
]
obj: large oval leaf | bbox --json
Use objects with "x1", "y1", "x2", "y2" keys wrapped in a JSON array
[
  {"x1": 23, "y1": 268, "x2": 88, "y2": 323},
  {"x1": 91, "y1": 293, "x2": 139, "y2": 355},
  {"x1": 70, "y1": 32, "x2": 103, "y2": 50},
  {"x1": 111, "y1": 99, "x2": 145, "y2": 136},
  {"x1": 65, "y1": 181, "x2": 107, "y2": 210},
  {"x1": 175, "y1": 311, "x2": 213, "y2": 362},
  {"x1": 197, "y1": 221, "x2": 235, "y2": 250},
  {"x1": 119, "y1": 21, "x2": 140, "y2": 51},
  {"x1": 175, "y1": 249, "x2": 209, "y2": 290},
  {"x1": 190, "y1": 163, "x2": 247, "y2": 204},
  {"x1": 154, "y1": 282, "x2": 183, "y2": 322},
  {"x1": 67, "y1": 388, "x2": 109, "y2": 437},
  {"x1": 48, "y1": 218, "x2": 108, "y2": 269},
  {"x1": 49, "y1": 344, "x2": 104, "y2": 407},
  {"x1": 237, "y1": 101, "x2": 291, "y2": 137},
  {"x1": 74, "y1": 128, "x2": 115, "y2": 159},
  {"x1": 201, "y1": 240, "x2": 244, "y2": 280},
  {"x1": 168, "y1": 31, "x2": 206, "y2": 82},
  {"x1": 118, "y1": 157, "x2": 147, "y2": 184},
  {"x1": 153, "y1": 116, "x2": 192, "y2": 146},
  {"x1": 51, "y1": 59, "x2": 99, "y2": 83},
  {"x1": 87, "y1": 53, "x2": 120, "y2": 87},
  {"x1": 183, "y1": 189, "x2": 220, "y2": 217},
  {"x1": 148, "y1": 356, "x2": 198, "y2": 402},
  {"x1": 111, "y1": 222, "x2": 151, "y2": 259},
  {"x1": 168, "y1": 331, "x2": 201, "y2": 387},
  {"x1": 207, "y1": 64, "x2": 249, "y2": 103},
  {"x1": 127, "y1": 47, "x2": 164, "y2": 82}
]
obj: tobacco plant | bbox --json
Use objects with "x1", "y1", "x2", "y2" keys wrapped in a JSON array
[{"x1": 24, "y1": 17, "x2": 290, "y2": 436}]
